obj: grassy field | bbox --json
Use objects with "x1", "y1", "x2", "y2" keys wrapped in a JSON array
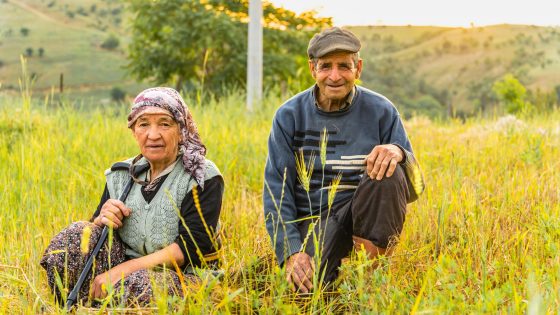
[{"x1": 0, "y1": 81, "x2": 559, "y2": 313}]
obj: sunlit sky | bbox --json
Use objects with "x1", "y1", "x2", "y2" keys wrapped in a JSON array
[{"x1": 270, "y1": 0, "x2": 560, "y2": 27}]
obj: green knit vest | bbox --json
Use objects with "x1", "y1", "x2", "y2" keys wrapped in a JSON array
[{"x1": 105, "y1": 156, "x2": 221, "y2": 258}]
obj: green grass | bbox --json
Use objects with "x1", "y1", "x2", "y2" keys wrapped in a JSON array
[
  {"x1": 0, "y1": 0, "x2": 133, "y2": 96},
  {"x1": 1, "y1": 83, "x2": 560, "y2": 313}
]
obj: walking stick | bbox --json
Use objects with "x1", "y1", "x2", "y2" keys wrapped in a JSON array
[{"x1": 65, "y1": 177, "x2": 135, "y2": 310}]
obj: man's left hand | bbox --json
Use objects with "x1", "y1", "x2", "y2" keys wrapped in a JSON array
[{"x1": 366, "y1": 144, "x2": 404, "y2": 180}]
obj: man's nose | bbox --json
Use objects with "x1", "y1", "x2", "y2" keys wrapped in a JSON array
[{"x1": 328, "y1": 66, "x2": 341, "y2": 81}]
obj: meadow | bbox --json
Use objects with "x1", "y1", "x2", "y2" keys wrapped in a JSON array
[{"x1": 0, "y1": 79, "x2": 559, "y2": 314}]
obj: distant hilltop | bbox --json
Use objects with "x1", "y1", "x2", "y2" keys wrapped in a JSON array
[{"x1": 1, "y1": 0, "x2": 559, "y2": 117}]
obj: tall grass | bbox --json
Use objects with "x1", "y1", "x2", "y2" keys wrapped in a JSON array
[{"x1": 0, "y1": 87, "x2": 559, "y2": 313}]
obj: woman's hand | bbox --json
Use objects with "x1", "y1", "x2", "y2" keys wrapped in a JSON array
[
  {"x1": 89, "y1": 268, "x2": 125, "y2": 300},
  {"x1": 93, "y1": 199, "x2": 131, "y2": 229}
]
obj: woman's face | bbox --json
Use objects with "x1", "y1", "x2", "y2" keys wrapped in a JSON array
[{"x1": 132, "y1": 113, "x2": 181, "y2": 167}]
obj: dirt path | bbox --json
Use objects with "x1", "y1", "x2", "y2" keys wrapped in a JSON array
[{"x1": 10, "y1": 0, "x2": 84, "y2": 30}]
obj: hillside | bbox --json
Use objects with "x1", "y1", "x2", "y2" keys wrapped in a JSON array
[
  {"x1": 349, "y1": 25, "x2": 560, "y2": 116},
  {"x1": 1, "y1": 1, "x2": 559, "y2": 115},
  {"x1": 0, "y1": 0, "x2": 143, "y2": 101}
]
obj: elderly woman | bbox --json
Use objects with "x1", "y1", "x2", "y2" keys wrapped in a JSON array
[{"x1": 40, "y1": 87, "x2": 224, "y2": 306}]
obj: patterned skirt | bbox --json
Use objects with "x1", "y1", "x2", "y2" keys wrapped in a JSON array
[{"x1": 40, "y1": 221, "x2": 190, "y2": 307}]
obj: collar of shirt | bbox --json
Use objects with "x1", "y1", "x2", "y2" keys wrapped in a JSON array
[{"x1": 312, "y1": 84, "x2": 356, "y2": 112}]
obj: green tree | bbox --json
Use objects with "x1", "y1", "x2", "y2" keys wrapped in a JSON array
[
  {"x1": 492, "y1": 74, "x2": 532, "y2": 114},
  {"x1": 101, "y1": 34, "x2": 120, "y2": 50},
  {"x1": 127, "y1": 0, "x2": 331, "y2": 93}
]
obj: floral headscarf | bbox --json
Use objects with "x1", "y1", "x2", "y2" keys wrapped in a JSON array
[{"x1": 128, "y1": 87, "x2": 207, "y2": 188}]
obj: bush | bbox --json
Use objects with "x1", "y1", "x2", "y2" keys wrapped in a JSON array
[
  {"x1": 38, "y1": 47, "x2": 45, "y2": 57},
  {"x1": 25, "y1": 47, "x2": 33, "y2": 57},
  {"x1": 110, "y1": 87, "x2": 126, "y2": 102},
  {"x1": 20, "y1": 27, "x2": 30, "y2": 37},
  {"x1": 100, "y1": 34, "x2": 119, "y2": 50}
]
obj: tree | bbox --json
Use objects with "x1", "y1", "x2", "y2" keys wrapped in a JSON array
[
  {"x1": 110, "y1": 87, "x2": 126, "y2": 102},
  {"x1": 38, "y1": 47, "x2": 45, "y2": 57},
  {"x1": 20, "y1": 27, "x2": 30, "y2": 37},
  {"x1": 25, "y1": 47, "x2": 33, "y2": 57},
  {"x1": 492, "y1": 74, "x2": 532, "y2": 114},
  {"x1": 127, "y1": 0, "x2": 331, "y2": 93},
  {"x1": 101, "y1": 34, "x2": 119, "y2": 50}
]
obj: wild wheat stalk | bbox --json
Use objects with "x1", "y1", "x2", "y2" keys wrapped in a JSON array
[
  {"x1": 319, "y1": 128, "x2": 328, "y2": 215},
  {"x1": 295, "y1": 149, "x2": 315, "y2": 212}
]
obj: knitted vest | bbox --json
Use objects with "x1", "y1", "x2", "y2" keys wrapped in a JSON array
[{"x1": 105, "y1": 156, "x2": 221, "y2": 258}]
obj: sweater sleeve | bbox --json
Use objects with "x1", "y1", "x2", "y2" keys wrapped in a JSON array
[
  {"x1": 175, "y1": 176, "x2": 224, "y2": 269},
  {"x1": 386, "y1": 113, "x2": 426, "y2": 203},
  {"x1": 263, "y1": 111, "x2": 302, "y2": 266}
]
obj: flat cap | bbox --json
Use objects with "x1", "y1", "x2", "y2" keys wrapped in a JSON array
[{"x1": 307, "y1": 27, "x2": 361, "y2": 59}]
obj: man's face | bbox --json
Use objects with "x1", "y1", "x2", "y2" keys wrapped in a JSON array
[{"x1": 309, "y1": 52, "x2": 362, "y2": 103}]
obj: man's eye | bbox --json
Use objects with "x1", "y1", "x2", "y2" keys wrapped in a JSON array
[{"x1": 319, "y1": 65, "x2": 331, "y2": 71}]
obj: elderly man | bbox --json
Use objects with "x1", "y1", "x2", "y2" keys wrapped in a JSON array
[{"x1": 263, "y1": 27, "x2": 425, "y2": 292}]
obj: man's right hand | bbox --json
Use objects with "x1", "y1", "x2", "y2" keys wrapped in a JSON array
[
  {"x1": 93, "y1": 199, "x2": 131, "y2": 229},
  {"x1": 285, "y1": 252, "x2": 314, "y2": 293}
]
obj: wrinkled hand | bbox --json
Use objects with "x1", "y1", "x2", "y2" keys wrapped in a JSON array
[
  {"x1": 366, "y1": 144, "x2": 404, "y2": 180},
  {"x1": 93, "y1": 199, "x2": 131, "y2": 229},
  {"x1": 285, "y1": 252, "x2": 314, "y2": 293},
  {"x1": 89, "y1": 269, "x2": 123, "y2": 300}
]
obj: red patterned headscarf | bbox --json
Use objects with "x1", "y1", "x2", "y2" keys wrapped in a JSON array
[{"x1": 128, "y1": 87, "x2": 207, "y2": 188}]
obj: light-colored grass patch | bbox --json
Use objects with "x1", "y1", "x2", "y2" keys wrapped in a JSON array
[{"x1": 0, "y1": 91, "x2": 559, "y2": 313}]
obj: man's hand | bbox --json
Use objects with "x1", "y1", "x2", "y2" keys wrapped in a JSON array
[
  {"x1": 285, "y1": 252, "x2": 314, "y2": 293},
  {"x1": 366, "y1": 144, "x2": 404, "y2": 180},
  {"x1": 93, "y1": 199, "x2": 131, "y2": 229}
]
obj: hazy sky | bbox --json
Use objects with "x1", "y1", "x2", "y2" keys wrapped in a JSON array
[{"x1": 270, "y1": 0, "x2": 560, "y2": 27}]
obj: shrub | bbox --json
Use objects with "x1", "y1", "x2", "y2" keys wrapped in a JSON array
[
  {"x1": 38, "y1": 47, "x2": 45, "y2": 57},
  {"x1": 20, "y1": 27, "x2": 30, "y2": 37},
  {"x1": 100, "y1": 34, "x2": 119, "y2": 50},
  {"x1": 110, "y1": 87, "x2": 126, "y2": 102},
  {"x1": 25, "y1": 47, "x2": 33, "y2": 57}
]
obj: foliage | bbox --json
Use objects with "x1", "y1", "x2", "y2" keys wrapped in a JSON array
[
  {"x1": 126, "y1": 0, "x2": 331, "y2": 93},
  {"x1": 100, "y1": 34, "x2": 120, "y2": 50},
  {"x1": 20, "y1": 27, "x2": 30, "y2": 37},
  {"x1": 492, "y1": 74, "x2": 532, "y2": 114},
  {"x1": 110, "y1": 86, "x2": 126, "y2": 102},
  {"x1": 25, "y1": 47, "x2": 33, "y2": 57},
  {"x1": 2, "y1": 92, "x2": 560, "y2": 313}
]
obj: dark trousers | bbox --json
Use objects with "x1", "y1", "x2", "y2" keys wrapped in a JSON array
[{"x1": 297, "y1": 166, "x2": 409, "y2": 284}]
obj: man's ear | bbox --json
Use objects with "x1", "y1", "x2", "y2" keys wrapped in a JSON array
[
  {"x1": 308, "y1": 60, "x2": 317, "y2": 79},
  {"x1": 355, "y1": 59, "x2": 363, "y2": 80}
]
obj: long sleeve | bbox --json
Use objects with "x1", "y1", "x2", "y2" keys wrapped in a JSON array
[
  {"x1": 175, "y1": 176, "x2": 224, "y2": 268},
  {"x1": 263, "y1": 112, "x2": 302, "y2": 266}
]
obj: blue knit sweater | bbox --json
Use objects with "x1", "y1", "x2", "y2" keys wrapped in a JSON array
[{"x1": 263, "y1": 85, "x2": 424, "y2": 265}]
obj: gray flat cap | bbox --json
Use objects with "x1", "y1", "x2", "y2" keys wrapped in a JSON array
[{"x1": 307, "y1": 27, "x2": 361, "y2": 59}]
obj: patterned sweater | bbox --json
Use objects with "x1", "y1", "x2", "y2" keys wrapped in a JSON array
[
  {"x1": 95, "y1": 156, "x2": 223, "y2": 268},
  {"x1": 263, "y1": 85, "x2": 425, "y2": 265}
]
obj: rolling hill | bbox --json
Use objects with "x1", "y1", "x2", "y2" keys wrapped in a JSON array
[{"x1": 1, "y1": 0, "x2": 559, "y2": 115}]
